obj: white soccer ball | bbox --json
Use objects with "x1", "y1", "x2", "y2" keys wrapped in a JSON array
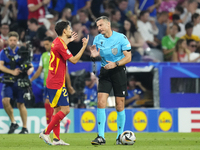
[{"x1": 120, "y1": 130, "x2": 136, "y2": 145}]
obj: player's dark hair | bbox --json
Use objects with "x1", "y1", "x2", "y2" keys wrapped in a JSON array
[
  {"x1": 95, "y1": 16, "x2": 110, "y2": 23},
  {"x1": 185, "y1": 22, "x2": 194, "y2": 30},
  {"x1": 43, "y1": 36, "x2": 54, "y2": 42},
  {"x1": 171, "y1": 23, "x2": 181, "y2": 32},
  {"x1": 139, "y1": 10, "x2": 149, "y2": 19},
  {"x1": 192, "y1": 13, "x2": 199, "y2": 22},
  {"x1": 55, "y1": 21, "x2": 70, "y2": 36},
  {"x1": 28, "y1": 18, "x2": 38, "y2": 25},
  {"x1": 175, "y1": 6, "x2": 184, "y2": 14}
]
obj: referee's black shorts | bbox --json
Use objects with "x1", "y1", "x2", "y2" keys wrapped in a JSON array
[{"x1": 98, "y1": 66, "x2": 128, "y2": 97}]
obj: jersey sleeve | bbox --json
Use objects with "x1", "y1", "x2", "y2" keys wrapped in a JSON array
[
  {"x1": 121, "y1": 34, "x2": 131, "y2": 51},
  {"x1": 39, "y1": 55, "x2": 43, "y2": 67},
  {"x1": 56, "y1": 44, "x2": 73, "y2": 61},
  {"x1": 161, "y1": 36, "x2": 168, "y2": 49},
  {"x1": 0, "y1": 50, "x2": 5, "y2": 62}
]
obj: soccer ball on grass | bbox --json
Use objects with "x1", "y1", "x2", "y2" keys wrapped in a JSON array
[{"x1": 120, "y1": 130, "x2": 136, "y2": 145}]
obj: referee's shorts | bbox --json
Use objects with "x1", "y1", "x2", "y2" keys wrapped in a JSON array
[{"x1": 98, "y1": 66, "x2": 128, "y2": 97}]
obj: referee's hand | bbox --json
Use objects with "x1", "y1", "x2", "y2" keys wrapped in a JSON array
[{"x1": 104, "y1": 61, "x2": 116, "y2": 70}]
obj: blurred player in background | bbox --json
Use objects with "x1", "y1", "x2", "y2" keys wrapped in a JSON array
[
  {"x1": 39, "y1": 21, "x2": 89, "y2": 145},
  {"x1": 30, "y1": 36, "x2": 74, "y2": 132}
]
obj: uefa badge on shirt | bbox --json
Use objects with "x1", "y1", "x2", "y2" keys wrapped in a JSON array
[
  {"x1": 112, "y1": 48, "x2": 118, "y2": 55},
  {"x1": 66, "y1": 49, "x2": 71, "y2": 55}
]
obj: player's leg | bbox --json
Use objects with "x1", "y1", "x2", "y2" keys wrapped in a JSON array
[
  {"x1": 115, "y1": 97, "x2": 125, "y2": 144},
  {"x1": 16, "y1": 86, "x2": 28, "y2": 134},
  {"x1": 44, "y1": 87, "x2": 54, "y2": 124},
  {"x1": 2, "y1": 84, "x2": 19, "y2": 134},
  {"x1": 91, "y1": 68, "x2": 112, "y2": 145},
  {"x1": 111, "y1": 66, "x2": 127, "y2": 144}
]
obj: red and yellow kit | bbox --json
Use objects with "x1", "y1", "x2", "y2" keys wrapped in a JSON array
[{"x1": 46, "y1": 37, "x2": 73, "y2": 90}]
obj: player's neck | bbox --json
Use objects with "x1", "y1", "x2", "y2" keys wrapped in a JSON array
[
  {"x1": 104, "y1": 29, "x2": 113, "y2": 38},
  {"x1": 59, "y1": 36, "x2": 70, "y2": 45}
]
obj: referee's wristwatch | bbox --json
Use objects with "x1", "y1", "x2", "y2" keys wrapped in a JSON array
[{"x1": 115, "y1": 61, "x2": 119, "y2": 67}]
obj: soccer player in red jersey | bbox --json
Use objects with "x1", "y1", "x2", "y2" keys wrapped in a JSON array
[{"x1": 39, "y1": 21, "x2": 89, "y2": 145}]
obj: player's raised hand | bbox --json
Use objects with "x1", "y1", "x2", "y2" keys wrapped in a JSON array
[
  {"x1": 82, "y1": 35, "x2": 89, "y2": 47},
  {"x1": 69, "y1": 32, "x2": 78, "y2": 43},
  {"x1": 89, "y1": 45, "x2": 100, "y2": 58}
]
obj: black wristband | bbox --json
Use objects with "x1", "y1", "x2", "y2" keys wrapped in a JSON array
[{"x1": 115, "y1": 61, "x2": 119, "y2": 67}]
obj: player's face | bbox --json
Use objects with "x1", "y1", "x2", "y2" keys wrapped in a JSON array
[
  {"x1": 96, "y1": 19, "x2": 110, "y2": 35},
  {"x1": 43, "y1": 40, "x2": 52, "y2": 52},
  {"x1": 8, "y1": 36, "x2": 18, "y2": 49},
  {"x1": 64, "y1": 25, "x2": 72, "y2": 38}
]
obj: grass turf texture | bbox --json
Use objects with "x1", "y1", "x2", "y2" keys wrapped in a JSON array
[{"x1": 1, "y1": 133, "x2": 200, "y2": 150}]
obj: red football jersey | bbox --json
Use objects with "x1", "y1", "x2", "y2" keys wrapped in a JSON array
[
  {"x1": 27, "y1": 0, "x2": 45, "y2": 20},
  {"x1": 46, "y1": 37, "x2": 73, "y2": 89}
]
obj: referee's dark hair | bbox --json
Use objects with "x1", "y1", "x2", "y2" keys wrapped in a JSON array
[
  {"x1": 55, "y1": 21, "x2": 70, "y2": 36},
  {"x1": 43, "y1": 36, "x2": 54, "y2": 42},
  {"x1": 95, "y1": 16, "x2": 110, "y2": 23}
]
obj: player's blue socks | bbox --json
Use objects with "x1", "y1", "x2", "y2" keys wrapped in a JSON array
[
  {"x1": 117, "y1": 110, "x2": 126, "y2": 139},
  {"x1": 97, "y1": 108, "x2": 106, "y2": 138}
]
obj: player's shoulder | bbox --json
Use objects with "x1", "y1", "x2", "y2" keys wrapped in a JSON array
[
  {"x1": 53, "y1": 37, "x2": 68, "y2": 50},
  {"x1": 112, "y1": 31, "x2": 127, "y2": 40}
]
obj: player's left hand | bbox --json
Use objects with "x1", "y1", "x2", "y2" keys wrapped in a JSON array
[
  {"x1": 69, "y1": 32, "x2": 78, "y2": 43},
  {"x1": 104, "y1": 61, "x2": 116, "y2": 70},
  {"x1": 68, "y1": 86, "x2": 76, "y2": 95}
]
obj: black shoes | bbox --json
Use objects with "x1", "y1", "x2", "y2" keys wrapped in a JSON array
[
  {"x1": 91, "y1": 135, "x2": 106, "y2": 145},
  {"x1": 19, "y1": 127, "x2": 29, "y2": 134},
  {"x1": 116, "y1": 134, "x2": 122, "y2": 145},
  {"x1": 8, "y1": 123, "x2": 19, "y2": 134}
]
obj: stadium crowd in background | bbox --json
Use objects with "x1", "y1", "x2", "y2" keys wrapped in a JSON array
[{"x1": 1, "y1": 0, "x2": 200, "y2": 109}]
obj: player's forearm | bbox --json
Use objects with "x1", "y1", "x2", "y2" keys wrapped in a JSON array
[
  {"x1": 28, "y1": 2, "x2": 43, "y2": 12},
  {"x1": 30, "y1": 69, "x2": 42, "y2": 81},
  {"x1": 70, "y1": 45, "x2": 87, "y2": 64},
  {"x1": 0, "y1": 65, "x2": 14, "y2": 75},
  {"x1": 65, "y1": 73, "x2": 72, "y2": 88},
  {"x1": 118, "y1": 53, "x2": 132, "y2": 66}
]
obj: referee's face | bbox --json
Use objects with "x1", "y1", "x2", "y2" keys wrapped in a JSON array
[{"x1": 96, "y1": 19, "x2": 110, "y2": 35}]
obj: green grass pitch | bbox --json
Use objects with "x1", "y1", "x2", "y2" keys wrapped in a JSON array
[{"x1": 1, "y1": 133, "x2": 200, "y2": 150}]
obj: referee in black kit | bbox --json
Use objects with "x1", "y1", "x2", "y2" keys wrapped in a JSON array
[{"x1": 90, "y1": 16, "x2": 132, "y2": 145}]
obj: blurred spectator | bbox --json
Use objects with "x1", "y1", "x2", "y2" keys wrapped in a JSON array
[
  {"x1": 191, "y1": 13, "x2": 200, "y2": 38},
  {"x1": 137, "y1": 10, "x2": 159, "y2": 48},
  {"x1": 57, "y1": 7, "x2": 72, "y2": 23},
  {"x1": 172, "y1": 39, "x2": 190, "y2": 62},
  {"x1": 111, "y1": 9, "x2": 121, "y2": 31},
  {"x1": 77, "y1": 9, "x2": 91, "y2": 29},
  {"x1": 0, "y1": 39, "x2": 3, "y2": 50},
  {"x1": 158, "y1": 0, "x2": 178, "y2": 13},
  {"x1": 181, "y1": 22, "x2": 200, "y2": 43},
  {"x1": 180, "y1": 0, "x2": 198, "y2": 24},
  {"x1": 16, "y1": 0, "x2": 28, "y2": 30},
  {"x1": 111, "y1": 22, "x2": 120, "y2": 32},
  {"x1": 125, "y1": 76, "x2": 146, "y2": 108},
  {"x1": 49, "y1": 9, "x2": 59, "y2": 23},
  {"x1": 100, "y1": 0, "x2": 116, "y2": 15},
  {"x1": 155, "y1": 11, "x2": 168, "y2": 47},
  {"x1": 126, "y1": 0, "x2": 136, "y2": 14},
  {"x1": 171, "y1": 14, "x2": 185, "y2": 37},
  {"x1": 135, "y1": 0, "x2": 162, "y2": 17},
  {"x1": 1, "y1": 0, "x2": 17, "y2": 24},
  {"x1": 27, "y1": 0, "x2": 50, "y2": 24},
  {"x1": 27, "y1": 18, "x2": 47, "y2": 41},
  {"x1": 83, "y1": 72, "x2": 98, "y2": 108},
  {"x1": 117, "y1": 0, "x2": 128, "y2": 25},
  {"x1": 174, "y1": 5, "x2": 184, "y2": 16},
  {"x1": 0, "y1": 23, "x2": 9, "y2": 48},
  {"x1": 187, "y1": 39, "x2": 200, "y2": 62},
  {"x1": 68, "y1": 0, "x2": 92, "y2": 16},
  {"x1": 162, "y1": 23, "x2": 180, "y2": 61},
  {"x1": 122, "y1": 18, "x2": 144, "y2": 58}
]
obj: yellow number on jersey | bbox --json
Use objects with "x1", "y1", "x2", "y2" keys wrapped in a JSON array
[
  {"x1": 49, "y1": 51, "x2": 55, "y2": 71},
  {"x1": 62, "y1": 88, "x2": 68, "y2": 97}
]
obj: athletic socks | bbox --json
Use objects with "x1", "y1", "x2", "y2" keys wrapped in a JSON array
[
  {"x1": 52, "y1": 115, "x2": 61, "y2": 140},
  {"x1": 45, "y1": 111, "x2": 65, "y2": 135},
  {"x1": 44, "y1": 103, "x2": 54, "y2": 124},
  {"x1": 97, "y1": 108, "x2": 106, "y2": 138},
  {"x1": 117, "y1": 110, "x2": 126, "y2": 139}
]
